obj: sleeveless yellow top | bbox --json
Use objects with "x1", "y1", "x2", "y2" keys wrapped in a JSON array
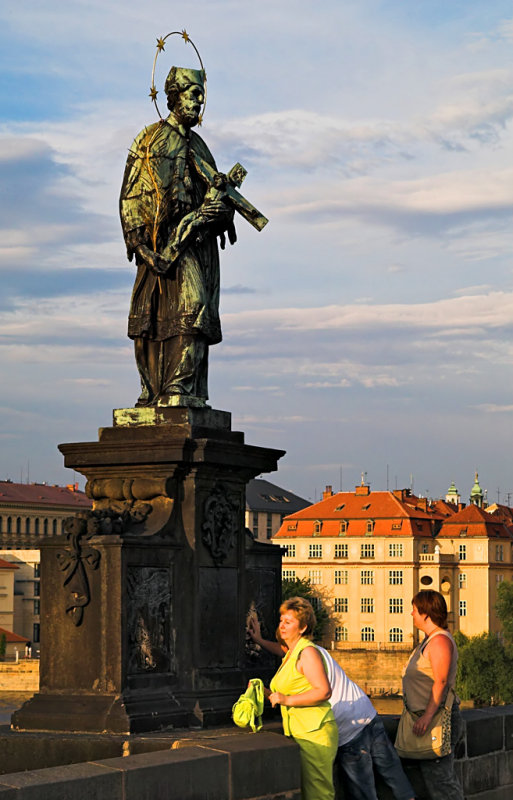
[{"x1": 270, "y1": 637, "x2": 335, "y2": 737}]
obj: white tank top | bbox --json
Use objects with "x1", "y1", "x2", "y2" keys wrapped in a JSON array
[{"x1": 316, "y1": 646, "x2": 376, "y2": 746}]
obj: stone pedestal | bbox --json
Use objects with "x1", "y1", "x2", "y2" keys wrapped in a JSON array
[{"x1": 13, "y1": 408, "x2": 284, "y2": 733}]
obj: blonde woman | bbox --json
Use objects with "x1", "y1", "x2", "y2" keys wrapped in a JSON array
[{"x1": 268, "y1": 597, "x2": 338, "y2": 800}]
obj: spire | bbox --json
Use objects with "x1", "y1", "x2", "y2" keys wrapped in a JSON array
[
  {"x1": 470, "y1": 471, "x2": 483, "y2": 508},
  {"x1": 445, "y1": 480, "x2": 460, "y2": 506}
]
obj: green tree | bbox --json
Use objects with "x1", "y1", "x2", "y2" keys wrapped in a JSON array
[
  {"x1": 456, "y1": 632, "x2": 513, "y2": 706},
  {"x1": 282, "y1": 577, "x2": 330, "y2": 644},
  {"x1": 452, "y1": 630, "x2": 469, "y2": 650},
  {"x1": 496, "y1": 579, "x2": 513, "y2": 652}
]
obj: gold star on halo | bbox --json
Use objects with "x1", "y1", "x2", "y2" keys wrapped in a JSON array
[
  {"x1": 149, "y1": 86, "x2": 158, "y2": 101},
  {"x1": 181, "y1": 29, "x2": 190, "y2": 43},
  {"x1": 156, "y1": 37, "x2": 166, "y2": 52}
]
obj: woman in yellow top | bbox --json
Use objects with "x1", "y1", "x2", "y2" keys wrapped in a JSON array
[{"x1": 269, "y1": 597, "x2": 338, "y2": 800}]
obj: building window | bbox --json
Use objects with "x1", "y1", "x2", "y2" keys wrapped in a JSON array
[
  {"x1": 34, "y1": 582, "x2": 40, "y2": 597},
  {"x1": 34, "y1": 600, "x2": 40, "y2": 615},
  {"x1": 34, "y1": 564, "x2": 40, "y2": 578},
  {"x1": 361, "y1": 626, "x2": 375, "y2": 642},
  {"x1": 34, "y1": 518, "x2": 40, "y2": 535},
  {"x1": 459, "y1": 573, "x2": 467, "y2": 589},
  {"x1": 389, "y1": 598, "x2": 403, "y2": 614},
  {"x1": 361, "y1": 598, "x2": 374, "y2": 613},
  {"x1": 389, "y1": 627, "x2": 403, "y2": 643},
  {"x1": 309, "y1": 544, "x2": 323, "y2": 559},
  {"x1": 360, "y1": 543, "x2": 375, "y2": 559},
  {"x1": 309, "y1": 570, "x2": 322, "y2": 585},
  {"x1": 389, "y1": 570, "x2": 403, "y2": 585},
  {"x1": 496, "y1": 544, "x2": 504, "y2": 562},
  {"x1": 61, "y1": 519, "x2": 65, "y2": 533},
  {"x1": 335, "y1": 626, "x2": 348, "y2": 642},
  {"x1": 25, "y1": 518, "x2": 30, "y2": 534},
  {"x1": 496, "y1": 574, "x2": 504, "y2": 583},
  {"x1": 334, "y1": 543, "x2": 348, "y2": 559},
  {"x1": 310, "y1": 597, "x2": 321, "y2": 612},
  {"x1": 33, "y1": 623, "x2": 40, "y2": 643},
  {"x1": 459, "y1": 544, "x2": 467, "y2": 561},
  {"x1": 52, "y1": 519, "x2": 57, "y2": 535},
  {"x1": 366, "y1": 519, "x2": 375, "y2": 535},
  {"x1": 252, "y1": 512, "x2": 259, "y2": 538},
  {"x1": 43, "y1": 518, "x2": 48, "y2": 535},
  {"x1": 421, "y1": 543, "x2": 429, "y2": 554},
  {"x1": 284, "y1": 544, "x2": 296, "y2": 558},
  {"x1": 339, "y1": 521, "x2": 348, "y2": 534},
  {"x1": 313, "y1": 520, "x2": 322, "y2": 535},
  {"x1": 283, "y1": 569, "x2": 296, "y2": 580},
  {"x1": 334, "y1": 598, "x2": 348, "y2": 613},
  {"x1": 459, "y1": 600, "x2": 467, "y2": 617},
  {"x1": 360, "y1": 570, "x2": 374, "y2": 585},
  {"x1": 16, "y1": 517, "x2": 21, "y2": 534},
  {"x1": 334, "y1": 570, "x2": 348, "y2": 585},
  {"x1": 389, "y1": 543, "x2": 403, "y2": 557},
  {"x1": 7, "y1": 517, "x2": 12, "y2": 533},
  {"x1": 266, "y1": 513, "x2": 273, "y2": 539}
]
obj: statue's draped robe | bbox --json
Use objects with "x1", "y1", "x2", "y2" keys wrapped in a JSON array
[{"x1": 119, "y1": 118, "x2": 221, "y2": 403}]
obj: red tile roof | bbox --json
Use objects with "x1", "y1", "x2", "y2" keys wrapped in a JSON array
[
  {"x1": 0, "y1": 559, "x2": 19, "y2": 570},
  {"x1": 429, "y1": 499, "x2": 460, "y2": 517},
  {"x1": 0, "y1": 627, "x2": 29, "y2": 643},
  {"x1": 274, "y1": 489, "x2": 441, "y2": 539},
  {"x1": 0, "y1": 481, "x2": 91, "y2": 509},
  {"x1": 437, "y1": 503, "x2": 513, "y2": 539}
]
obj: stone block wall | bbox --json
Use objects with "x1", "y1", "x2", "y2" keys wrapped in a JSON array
[
  {"x1": 331, "y1": 648, "x2": 409, "y2": 695},
  {"x1": 0, "y1": 730, "x2": 301, "y2": 800},
  {"x1": 0, "y1": 661, "x2": 39, "y2": 692},
  {"x1": 1, "y1": 708, "x2": 513, "y2": 799}
]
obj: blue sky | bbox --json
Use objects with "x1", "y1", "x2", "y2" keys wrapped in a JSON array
[{"x1": 0, "y1": 1, "x2": 512, "y2": 503}]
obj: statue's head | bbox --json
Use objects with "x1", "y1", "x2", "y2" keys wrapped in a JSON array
[{"x1": 165, "y1": 67, "x2": 205, "y2": 128}]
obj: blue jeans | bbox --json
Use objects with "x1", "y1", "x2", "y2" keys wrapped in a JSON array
[{"x1": 336, "y1": 717, "x2": 414, "y2": 800}]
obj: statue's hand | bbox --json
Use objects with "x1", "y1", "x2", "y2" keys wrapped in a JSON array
[{"x1": 135, "y1": 245, "x2": 172, "y2": 275}]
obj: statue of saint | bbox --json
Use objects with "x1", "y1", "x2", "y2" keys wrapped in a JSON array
[{"x1": 120, "y1": 66, "x2": 236, "y2": 407}]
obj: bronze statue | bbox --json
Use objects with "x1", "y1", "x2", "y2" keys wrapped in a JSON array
[{"x1": 120, "y1": 37, "x2": 267, "y2": 408}]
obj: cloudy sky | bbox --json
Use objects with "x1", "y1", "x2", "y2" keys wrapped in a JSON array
[{"x1": 1, "y1": 1, "x2": 512, "y2": 503}]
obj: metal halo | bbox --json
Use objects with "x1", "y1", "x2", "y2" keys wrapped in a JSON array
[{"x1": 150, "y1": 29, "x2": 207, "y2": 124}]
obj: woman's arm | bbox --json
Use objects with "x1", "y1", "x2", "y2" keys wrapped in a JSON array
[
  {"x1": 247, "y1": 616, "x2": 284, "y2": 658},
  {"x1": 412, "y1": 634, "x2": 453, "y2": 736},
  {"x1": 269, "y1": 646, "x2": 332, "y2": 708}
]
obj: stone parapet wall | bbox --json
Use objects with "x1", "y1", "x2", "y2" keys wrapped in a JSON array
[
  {"x1": 0, "y1": 730, "x2": 301, "y2": 800},
  {"x1": 0, "y1": 708, "x2": 512, "y2": 798},
  {"x1": 0, "y1": 661, "x2": 39, "y2": 692}
]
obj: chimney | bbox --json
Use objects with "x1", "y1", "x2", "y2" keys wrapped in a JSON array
[
  {"x1": 323, "y1": 485, "x2": 333, "y2": 500},
  {"x1": 355, "y1": 484, "x2": 370, "y2": 497}
]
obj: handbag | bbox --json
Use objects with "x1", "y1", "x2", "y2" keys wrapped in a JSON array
[
  {"x1": 394, "y1": 688, "x2": 454, "y2": 759},
  {"x1": 232, "y1": 678, "x2": 265, "y2": 733}
]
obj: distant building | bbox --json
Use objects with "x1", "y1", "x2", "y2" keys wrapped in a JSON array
[
  {"x1": 245, "y1": 479, "x2": 310, "y2": 542},
  {"x1": 0, "y1": 559, "x2": 19, "y2": 633},
  {"x1": 435, "y1": 503, "x2": 513, "y2": 637},
  {"x1": 0, "y1": 481, "x2": 91, "y2": 645},
  {"x1": 273, "y1": 480, "x2": 513, "y2": 649}
]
